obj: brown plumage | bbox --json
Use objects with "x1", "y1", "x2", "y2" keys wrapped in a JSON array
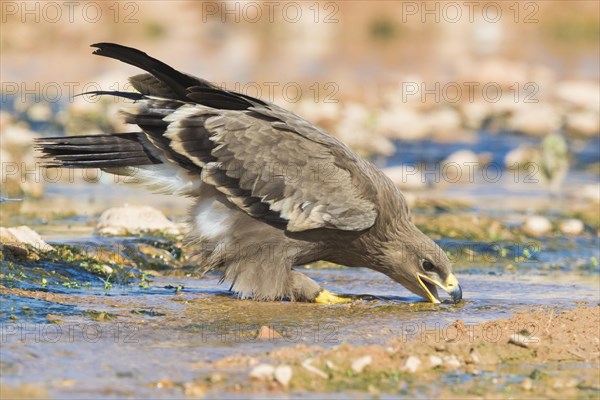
[{"x1": 36, "y1": 43, "x2": 462, "y2": 304}]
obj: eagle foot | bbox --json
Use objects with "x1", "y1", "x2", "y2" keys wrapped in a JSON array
[{"x1": 314, "y1": 289, "x2": 352, "y2": 305}]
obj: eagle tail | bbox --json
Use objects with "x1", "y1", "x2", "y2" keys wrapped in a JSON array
[{"x1": 35, "y1": 133, "x2": 161, "y2": 169}]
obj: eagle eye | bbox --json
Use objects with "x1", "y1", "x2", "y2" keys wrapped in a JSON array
[{"x1": 422, "y1": 259, "x2": 435, "y2": 272}]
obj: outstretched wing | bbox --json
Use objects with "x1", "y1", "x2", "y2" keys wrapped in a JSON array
[{"x1": 92, "y1": 43, "x2": 379, "y2": 232}]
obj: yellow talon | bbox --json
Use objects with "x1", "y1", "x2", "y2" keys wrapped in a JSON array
[{"x1": 314, "y1": 289, "x2": 352, "y2": 305}]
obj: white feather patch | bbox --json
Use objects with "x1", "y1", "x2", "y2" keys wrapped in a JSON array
[
  {"x1": 125, "y1": 164, "x2": 202, "y2": 196},
  {"x1": 192, "y1": 197, "x2": 232, "y2": 240}
]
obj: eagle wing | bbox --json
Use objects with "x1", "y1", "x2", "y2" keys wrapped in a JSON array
[{"x1": 93, "y1": 43, "x2": 379, "y2": 232}]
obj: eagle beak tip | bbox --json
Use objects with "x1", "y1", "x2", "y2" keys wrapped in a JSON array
[{"x1": 417, "y1": 272, "x2": 462, "y2": 304}]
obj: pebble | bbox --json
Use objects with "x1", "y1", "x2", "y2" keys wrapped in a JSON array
[
  {"x1": 301, "y1": 359, "x2": 328, "y2": 379},
  {"x1": 508, "y1": 333, "x2": 540, "y2": 348},
  {"x1": 95, "y1": 205, "x2": 180, "y2": 236},
  {"x1": 565, "y1": 110, "x2": 600, "y2": 137},
  {"x1": 402, "y1": 356, "x2": 421, "y2": 373},
  {"x1": 428, "y1": 355, "x2": 443, "y2": 368},
  {"x1": 521, "y1": 377, "x2": 533, "y2": 391},
  {"x1": 183, "y1": 382, "x2": 206, "y2": 398},
  {"x1": 523, "y1": 216, "x2": 552, "y2": 236},
  {"x1": 0, "y1": 226, "x2": 54, "y2": 252},
  {"x1": 274, "y1": 365, "x2": 292, "y2": 387},
  {"x1": 559, "y1": 219, "x2": 584, "y2": 235},
  {"x1": 441, "y1": 150, "x2": 481, "y2": 183},
  {"x1": 509, "y1": 103, "x2": 561, "y2": 136},
  {"x1": 351, "y1": 355, "x2": 372, "y2": 373},
  {"x1": 443, "y1": 355, "x2": 461, "y2": 370},
  {"x1": 382, "y1": 165, "x2": 426, "y2": 190},
  {"x1": 207, "y1": 373, "x2": 224, "y2": 383},
  {"x1": 256, "y1": 325, "x2": 283, "y2": 340},
  {"x1": 248, "y1": 364, "x2": 275, "y2": 381}
]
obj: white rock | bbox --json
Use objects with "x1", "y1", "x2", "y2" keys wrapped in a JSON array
[
  {"x1": 100, "y1": 265, "x2": 114, "y2": 275},
  {"x1": 382, "y1": 165, "x2": 426, "y2": 190},
  {"x1": 444, "y1": 355, "x2": 461, "y2": 370},
  {"x1": 442, "y1": 150, "x2": 481, "y2": 183},
  {"x1": 460, "y1": 101, "x2": 491, "y2": 130},
  {"x1": 443, "y1": 150, "x2": 480, "y2": 166},
  {"x1": 377, "y1": 107, "x2": 428, "y2": 140},
  {"x1": 523, "y1": 216, "x2": 552, "y2": 236},
  {"x1": 521, "y1": 377, "x2": 533, "y2": 391},
  {"x1": 1, "y1": 124, "x2": 39, "y2": 147},
  {"x1": 334, "y1": 103, "x2": 396, "y2": 157},
  {"x1": 509, "y1": 104, "x2": 561, "y2": 136},
  {"x1": 559, "y1": 219, "x2": 584, "y2": 235},
  {"x1": 581, "y1": 184, "x2": 600, "y2": 203},
  {"x1": 402, "y1": 356, "x2": 421, "y2": 373},
  {"x1": 1, "y1": 226, "x2": 54, "y2": 252},
  {"x1": 351, "y1": 355, "x2": 372, "y2": 373},
  {"x1": 301, "y1": 359, "x2": 328, "y2": 379},
  {"x1": 428, "y1": 355, "x2": 443, "y2": 368},
  {"x1": 274, "y1": 365, "x2": 292, "y2": 387},
  {"x1": 565, "y1": 110, "x2": 600, "y2": 137},
  {"x1": 95, "y1": 205, "x2": 180, "y2": 236},
  {"x1": 26, "y1": 102, "x2": 53, "y2": 122},
  {"x1": 424, "y1": 107, "x2": 462, "y2": 138},
  {"x1": 504, "y1": 144, "x2": 538, "y2": 168},
  {"x1": 248, "y1": 364, "x2": 275, "y2": 381},
  {"x1": 509, "y1": 333, "x2": 540, "y2": 348},
  {"x1": 555, "y1": 81, "x2": 600, "y2": 112}
]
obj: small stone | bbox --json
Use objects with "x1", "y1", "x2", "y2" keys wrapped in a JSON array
[
  {"x1": 521, "y1": 378, "x2": 533, "y2": 391},
  {"x1": 559, "y1": 219, "x2": 584, "y2": 235},
  {"x1": 383, "y1": 165, "x2": 426, "y2": 190},
  {"x1": 523, "y1": 216, "x2": 552, "y2": 236},
  {"x1": 183, "y1": 382, "x2": 206, "y2": 398},
  {"x1": 444, "y1": 355, "x2": 461, "y2": 370},
  {"x1": 465, "y1": 365, "x2": 479, "y2": 375},
  {"x1": 402, "y1": 356, "x2": 421, "y2": 373},
  {"x1": 100, "y1": 265, "x2": 113, "y2": 275},
  {"x1": 553, "y1": 379, "x2": 564, "y2": 389},
  {"x1": 96, "y1": 205, "x2": 180, "y2": 236},
  {"x1": 565, "y1": 378, "x2": 579, "y2": 388},
  {"x1": 274, "y1": 365, "x2": 292, "y2": 387},
  {"x1": 428, "y1": 355, "x2": 443, "y2": 368},
  {"x1": 256, "y1": 325, "x2": 283, "y2": 340},
  {"x1": 248, "y1": 364, "x2": 275, "y2": 381},
  {"x1": 208, "y1": 373, "x2": 224, "y2": 383},
  {"x1": 434, "y1": 344, "x2": 446, "y2": 352},
  {"x1": 301, "y1": 359, "x2": 328, "y2": 379},
  {"x1": 468, "y1": 349, "x2": 480, "y2": 364},
  {"x1": 1, "y1": 226, "x2": 54, "y2": 252},
  {"x1": 565, "y1": 110, "x2": 600, "y2": 137},
  {"x1": 155, "y1": 379, "x2": 174, "y2": 388},
  {"x1": 351, "y1": 355, "x2": 372, "y2": 373},
  {"x1": 509, "y1": 333, "x2": 540, "y2": 348},
  {"x1": 509, "y1": 103, "x2": 560, "y2": 136},
  {"x1": 325, "y1": 360, "x2": 337, "y2": 370}
]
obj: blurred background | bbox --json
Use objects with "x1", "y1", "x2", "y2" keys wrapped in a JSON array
[{"x1": 1, "y1": 0, "x2": 599, "y2": 213}]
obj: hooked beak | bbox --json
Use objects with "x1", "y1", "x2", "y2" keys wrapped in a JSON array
[{"x1": 417, "y1": 273, "x2": 462, "y2": 304}]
